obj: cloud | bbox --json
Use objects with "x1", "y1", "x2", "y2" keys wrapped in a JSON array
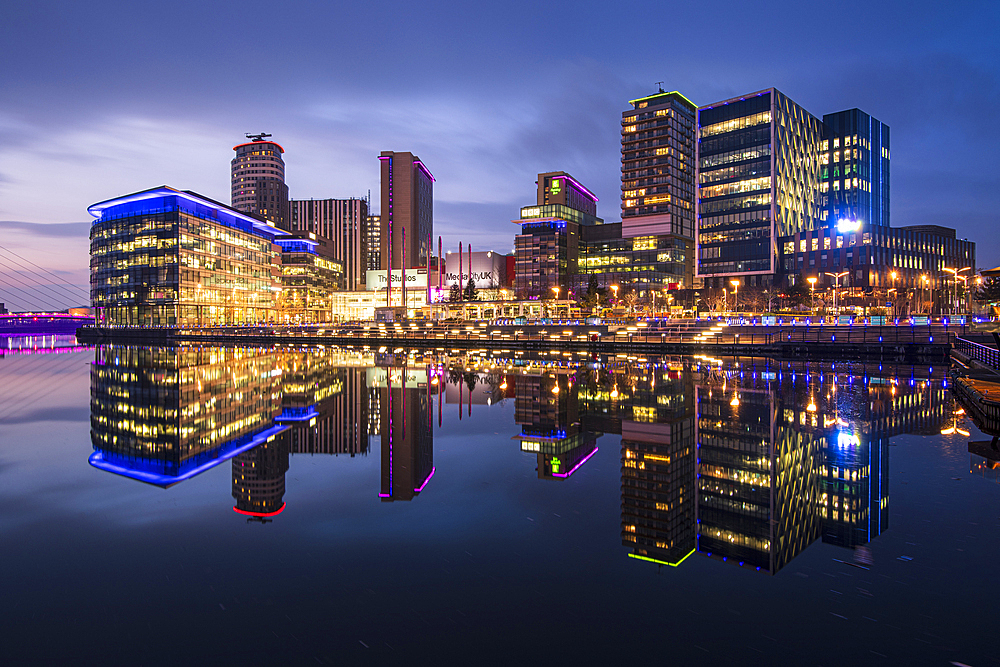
[{"x1": 0, "y1": 221, "x2": 90, "y2": 237}]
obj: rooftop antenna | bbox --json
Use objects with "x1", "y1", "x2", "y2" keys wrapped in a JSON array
[
  {"x1": 245, "y1": 132, "x2": 272, "y2": 142},
  {"x1": 655, "y1": 81, "x2": 665, "y2": 93}
]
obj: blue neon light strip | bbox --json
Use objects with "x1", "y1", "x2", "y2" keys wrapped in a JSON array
[
  {"x1": 89, "y1": 423, "x2": 289, "y2": 487},
  {"x1": 87, "y1": 187, "x2": 290, "y2": 240},
  {"x1": 275, "y1": 239, "x2": 319, "y2": 254}
]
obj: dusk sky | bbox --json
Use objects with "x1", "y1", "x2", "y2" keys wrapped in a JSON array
[{"x1": 1, "y1": 0, "x2": 997, "y2": 309}]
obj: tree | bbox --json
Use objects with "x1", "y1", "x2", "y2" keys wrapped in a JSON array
[
  {"x1": 581, "y1": 274, "x2": 606, "y2": 311},
  {"x1": 463, "y1": 278, "x2": 478, "y2": 302},
  {"x1": 783, "y1": 281, "x2": 810, "y2": 309},
  {"x1": 974, "y1": 277, "x2": 1000, "y2": 304},
  {"x1": 622, "y1": 290, "x2": 638, "y2": 314},
  {"x1": 449, "y1": 282, "x2": 462, "y2": 302}
]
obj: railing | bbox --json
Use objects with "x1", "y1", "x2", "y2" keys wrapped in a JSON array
[{"x1": 954, "y1": 337, "x2": 1000, "y2": 371}]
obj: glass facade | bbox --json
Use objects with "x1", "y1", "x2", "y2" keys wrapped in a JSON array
[
  {"x1": 697, "y1": 90, "x2": 822, "y2": 288},
  {"x1": 575, "y1": 223, "x2": 690, "y2": 294},
  {"x1": 89, "y1": 187, "x2": 285, "y2": 326},
  {"x1": 276, "y1": 237, "x2": 343, "y2": 323}
]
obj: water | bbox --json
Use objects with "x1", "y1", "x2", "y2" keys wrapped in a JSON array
[{"x1": 0, "y1": 343, "x2": 997, "y2": 666}]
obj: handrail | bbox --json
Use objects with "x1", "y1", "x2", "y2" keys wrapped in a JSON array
[{"x1": 954, "y1": 337, "x2": 1000, "y2": 371}]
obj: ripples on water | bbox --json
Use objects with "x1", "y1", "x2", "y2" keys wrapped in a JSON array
[{"x1": 0, "y1": 340, "x2": 996, "y2": 665}]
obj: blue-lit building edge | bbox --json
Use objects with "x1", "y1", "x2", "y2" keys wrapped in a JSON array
[
  {"x1": 89, "y1": 189, "x2": 287, "y2": 242},
  {"x1": 90, "y1": 423, "x2": 289, "y2": 488}
]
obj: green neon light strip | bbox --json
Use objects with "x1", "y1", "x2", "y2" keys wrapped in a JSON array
[
  {"x1": 627, "y1": 548, "x2": 696, "y2": 568},
  {"x1": 627, "y1": 91, "x2": 698, "y2": 110}
]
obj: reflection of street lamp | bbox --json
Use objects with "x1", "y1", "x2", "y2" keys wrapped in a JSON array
[
  {"x1": 730, "y1": 279, "x2": 740, "y2": 313},
  {"x1": 807, "y1": 276, "x2": 817, "y2": 312},
  {"x1": 825, "y1": 271, "x2": 848, "y2": 313}
]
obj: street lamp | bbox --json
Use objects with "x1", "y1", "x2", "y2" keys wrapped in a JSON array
[
  {"x1": 825, "y1": 271, "x2": 848, "y2": 313},
  {"x1": 611, "y1": 284, "x2": 619, "y2": 303},
  {"x1": 920, "y1": 274, "x2": 929, "y2": 314},
  {"x1": 944, "y1": 267, "x2": 971, "y2": 314},
  {"x1": 730, "y1": 279, "x2": 740, "y2": 313},
  {"x1": 807, "y1": 276, "x2": 817, "y2": 312}
]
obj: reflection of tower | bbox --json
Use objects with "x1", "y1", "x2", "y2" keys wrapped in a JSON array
[
  {"x1": 378, "y1": 366, "x2": 435, "y2": 501},
  {"x1": 232, "y1": 435, "x2": 289, "y2": 521},
  {"x1": 278, "y1": 359, "x2": 370, "y2": 457},
  {"x1": 515, "y1": 373, "x2": 600, "y2": 480},
  {"x1": 696, "y1": 384, "x2": 823, "y2": 574},
  {"x1": 621, "y1": 370, "x2": 697, "y2": 567}
]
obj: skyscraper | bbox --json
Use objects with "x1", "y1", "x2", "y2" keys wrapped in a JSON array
[
  {"x1": 621, "y1": 90, "x2": 697, "y2": 287},
  {"x1": 289, "y1": 198, "x2": 369, "y2": 290},
  {"x1": 231, "y1": 134, "x2": 289, "y2": 229},
  {"x1": 696, "y1": 89, "x2": 823, "y2": 290},
  {"x1": 379, "y1": 151, "x2": 433, "y2": 271}
]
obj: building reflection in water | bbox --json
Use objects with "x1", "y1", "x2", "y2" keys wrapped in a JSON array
[
  {"x1": 89, "y1": 346, "x2": 382, "y2": 519},
  {"x1": 372, "y1": 365, "x2": 435, "y2": 501},
  {"x1": 602, "y1": 360, "x2": 949, "y2": 574},
  {"x1": 514, "y1": 371, "x2": 600, "y2": 480},
  {"x1": 90, "y1": 344, "x2": 949, "y2": 561}
]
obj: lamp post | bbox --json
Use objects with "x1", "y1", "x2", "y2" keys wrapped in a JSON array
[
  {"x1": 730, "y1": 279, "x2": 740, "y2": 314},
  {"x1": 825, "y1": 271, "x2": 848, "y2": 314},
  {"x1": 920, "y1": 274, "x2": 929, "y2": 314},
  {"x1": 551, "y1": 286, "x2": 560, "y2": 318},
  {"x1": 807, "y1": 276, "x2": 817, "y2": 313},
  {"x1": 611, "y1": 284, "x2": 619, "y2": 305},
  {"x1": 944, "y1": 267, "x2": 971, "y2": 314}
]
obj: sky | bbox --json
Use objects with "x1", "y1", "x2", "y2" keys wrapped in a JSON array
[{"x1": 1, "y1": 0, "x2": 997, "y2": 310}]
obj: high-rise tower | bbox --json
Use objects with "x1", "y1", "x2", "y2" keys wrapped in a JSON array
[
  {"x1": 621, "y1": 90, "x2": 697, "y2": 288},
  {"x1": 378, "y1": 151, "x2": 433, "y2": 270},
  {"x1": 232, "y1": 134, "x2": 289, "y2": 229}
]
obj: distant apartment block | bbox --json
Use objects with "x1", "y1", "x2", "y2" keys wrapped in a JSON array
[
  {"x1": 289, "y1": 198, "x2": 368, "y2": 290},
  {"x1": 231, "y1": 135, "x2": 289, "y2": 229}
]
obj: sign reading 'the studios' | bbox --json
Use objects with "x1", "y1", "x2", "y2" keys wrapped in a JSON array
[{"x1": 365, "y1": 269, "x2": 428, "y2": 291}]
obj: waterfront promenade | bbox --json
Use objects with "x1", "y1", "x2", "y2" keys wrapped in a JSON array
[{"x1": 78, "y1": 319, "x2": 961, "y2": 363}]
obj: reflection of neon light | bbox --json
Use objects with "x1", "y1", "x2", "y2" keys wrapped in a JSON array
[
  {"x1": 628, "y1": 548, "x2": 696, "y2": 568},
  {"x1": 89, "y1": 423, "x2": 289, "y2": 487},
  {"x1": 551, "y1": 446, "x2": 598, "y2": 478},
  {"x1": 837, "y1": 431, "x2": 860, "y2": 448},
  {"x1": 275, "y1": 406, "x2": 319, "y2": 422},
  {"x1": 413, "y1": 466, "x2": 436, "y2": 493},
  {"x1": 234, "y1": 502, "x2": 286, "y2": 518},
  {"x1": 378, "y1": 493, "x2": 391, "y2": 498}
]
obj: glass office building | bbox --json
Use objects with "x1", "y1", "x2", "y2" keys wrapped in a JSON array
[
  {"x1": 696, "y1": 89, "x2": 823, "y2": 289},
  {"x1": 275, "y1": 236, "x2": 344, "y2": 323},
  {"x1": 88, "y1": 186, "x2": 287, "y2": 326}
]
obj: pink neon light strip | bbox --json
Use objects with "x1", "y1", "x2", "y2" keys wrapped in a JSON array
[
  {"x1": 413, "y1": 466, "x2": 436, "y2": 492},
  {"x1": 561, "y1": 174, "x2": 599, "y2": 202},
  {"x1": 552, "y1": 447, "x2": 598, "y2": 478},
  {"x1": 413, "y1": 160, "x2": 436, "y2": 182}
]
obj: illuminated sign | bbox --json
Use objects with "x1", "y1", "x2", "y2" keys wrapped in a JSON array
[{"x1": 365, "y1": 269, "x2": 428, "y2": 291}]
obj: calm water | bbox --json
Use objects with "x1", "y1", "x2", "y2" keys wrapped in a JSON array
[{"x1": 0, "y1": 343, "x2": 997, "y2": 666}]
